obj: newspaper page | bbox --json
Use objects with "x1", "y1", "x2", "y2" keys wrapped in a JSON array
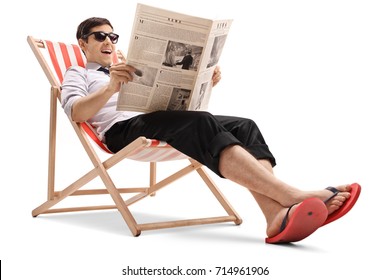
[{"x1": 117, "y1": 3, "x2": 233, "y2": 112}]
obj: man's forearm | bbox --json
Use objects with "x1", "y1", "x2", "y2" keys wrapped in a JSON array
[{"x1": 71, "y1": 86, "x2": 114, "y2": 122}]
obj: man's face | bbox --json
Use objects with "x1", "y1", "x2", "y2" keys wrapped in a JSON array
[{"x1": 79, "y1": 24, "x2": 116, "y2": 67}]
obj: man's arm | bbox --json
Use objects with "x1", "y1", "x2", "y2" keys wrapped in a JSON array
[{"x1": 71, "y1": 63, "x2": 136, "y2": 122}]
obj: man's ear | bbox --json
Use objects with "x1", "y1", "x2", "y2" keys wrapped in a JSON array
[{"x1": 78, "y1": 38, "x2": 86, "y2": 51}]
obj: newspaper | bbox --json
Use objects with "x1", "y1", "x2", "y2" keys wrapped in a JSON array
[{"x1": 117, "y1": 3, "x2": 233, "y2": 112}]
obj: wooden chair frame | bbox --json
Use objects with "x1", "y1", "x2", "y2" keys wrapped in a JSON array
[{"x1": 27, "y1": 35, "x2": 242, "y2": 236}]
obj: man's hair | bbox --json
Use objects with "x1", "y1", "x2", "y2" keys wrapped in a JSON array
[{"x1": 76, "y1": 17, "x2": 114, "y2": 40}]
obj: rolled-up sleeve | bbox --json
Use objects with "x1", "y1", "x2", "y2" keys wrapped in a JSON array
[{"x1": 61, "y1": 66, "x2": 88, "y2": 120}]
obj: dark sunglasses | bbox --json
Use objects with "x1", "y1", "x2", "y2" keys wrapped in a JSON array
[{"x1": 82, "y1": 31, "x2": 119, "y2": 44}]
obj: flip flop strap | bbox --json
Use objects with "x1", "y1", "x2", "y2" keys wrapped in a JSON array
[
  {"x1": 279, "y1": 203, "x2": 297, "y2": 232},
  {"x1": 323, "y1": 186, "x2": 340, "y2": 204}
]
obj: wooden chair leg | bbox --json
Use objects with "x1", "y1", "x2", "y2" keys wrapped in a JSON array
[
  {"x1": 47, "y1": 87, "x2": 59, "y2": 200},
  {"x1": 149, "y1": 162, "x2": 156, "y2": 196}
]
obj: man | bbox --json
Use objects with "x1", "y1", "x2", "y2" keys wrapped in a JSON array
[
  {"x1": 61, "y1": 17, "x2": 361, "y2": 243},
  {"x1": 176, "y1": 49, "x2": 193, "y2": 70}
]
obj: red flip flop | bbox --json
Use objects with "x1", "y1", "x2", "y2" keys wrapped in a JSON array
[
  {"x1": 322, "y1": 182, "x2": 361, "y2": 226},
  {"x1": 266, "y1": 197, "x2": 328, "y2": 244}
]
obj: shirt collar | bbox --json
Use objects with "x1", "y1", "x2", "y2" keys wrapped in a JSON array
[{"x1": 86, "y1": 62, "x2": 107, "y2": 71}]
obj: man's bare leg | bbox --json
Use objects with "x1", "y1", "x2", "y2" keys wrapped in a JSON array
[
  {"x1": 250, "y1": 159, "x2": 294, "y2": 237},
  {"x1": 219, "y1": 145, "x2": 301, "y2": 206}
]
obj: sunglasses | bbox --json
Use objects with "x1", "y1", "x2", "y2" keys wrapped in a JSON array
[{"x1": 82, "y1": 31, "x2": 119, "y2": 44}]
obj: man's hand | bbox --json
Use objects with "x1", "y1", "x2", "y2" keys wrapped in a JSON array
[
  {"x1": 107, "y1": 62, "x2": 137, "y2": 93},
  {"x1": 212, "y1": 65, "x2": 221, "y2": 87}
]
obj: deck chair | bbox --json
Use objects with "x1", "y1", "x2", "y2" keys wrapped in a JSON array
[{"x1": 27, "y1": 35, "x2": 242, "y2": 236}]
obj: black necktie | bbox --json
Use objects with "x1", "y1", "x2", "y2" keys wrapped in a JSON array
[{"x1": 97, "y1": 67, "x2": 110, "y2": 76}]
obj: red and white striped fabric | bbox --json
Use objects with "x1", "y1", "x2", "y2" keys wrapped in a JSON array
[
  {"x1": 45, "y1": 40, "x2": 86, "y2": 83},
  {"x1": 44, "y1": 40, "x2": 188, "y2": 161},
  {"x1": 126, "y1": 139, "x2": 187, "y2": 162}
]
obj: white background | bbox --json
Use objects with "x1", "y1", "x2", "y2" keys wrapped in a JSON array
[{"x1": 1, "y1": 0, "x2": 389, "y2": 279}]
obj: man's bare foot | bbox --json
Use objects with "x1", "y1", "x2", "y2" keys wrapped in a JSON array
[
  {"x1": 267, "y1": 185, "x2": 352, "y2": 236},
  {"x1": 283, "y1": 184, "x2": 352, "y2": 215},
  {"x1": 313, "y1": 184, "x2": 351, "y2": 215}
]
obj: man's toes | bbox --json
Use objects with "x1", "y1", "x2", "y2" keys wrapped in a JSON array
[
  {"x1": 337, "y1": 191, "x2": 351, "y2": 201},
  {"x1": 329, "y1": 199, "x2": 343, "y2": 207},
  {"x1": 336, "y1": 184, "x2": 351, "y2": 192},
  {"x1": 328, "y1": 204, "x2": 340, "y2": 214},
  {"x1": 336, "y1": 193, "x2": 349, "y2": 202}
]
